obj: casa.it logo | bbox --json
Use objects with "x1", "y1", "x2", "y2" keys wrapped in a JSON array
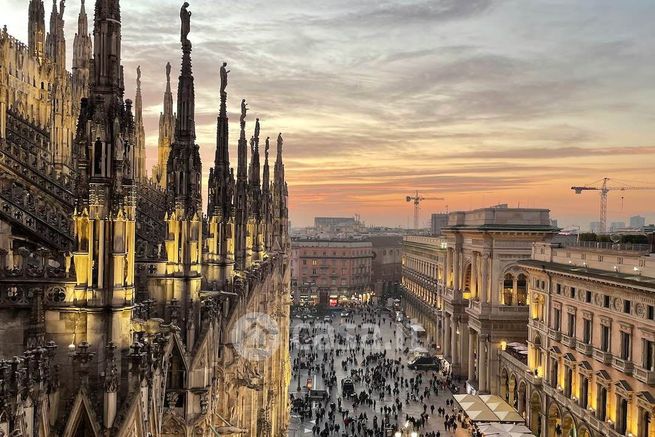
[{"x1": 231, "y1": 312, "x2": 280, "y2": 361}]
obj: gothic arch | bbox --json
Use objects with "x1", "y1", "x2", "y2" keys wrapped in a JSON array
[{"x1": 518, "y1": 380, "x2": 527, "y2": 416}]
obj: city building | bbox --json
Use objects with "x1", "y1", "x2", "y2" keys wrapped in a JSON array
[
  {"x1": 402, "y1": 205, "x2": 655, "y2": 437},
  {"x1": 610, "y1": 222, "x2": 627, "y2": 233},
  {"x1": 591, "y1": 222, "x2": 601, "y2": 234},
  {"x1": 291, "y1": 239, "x2": 372, "y2": 305},
  {"x1": 314, "y1": 216, "x2": 363, "y2": 234},
  {"x1": 630, "y1": 215, "x2": 647, "y2": 230},
  {"x1": 370, "y1": 235, "x2": 403, "y2": 297},
  {"x1": 431, "y1": 213, "x2": 449, "y2": 236},
  {"x1": 509, "y1": 239, "x2": 655, "y2": 437},
  {"x1": 0, "y1": 2, "x2": 291, "y2": 436}
]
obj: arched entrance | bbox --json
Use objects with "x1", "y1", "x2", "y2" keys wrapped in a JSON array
[
  {"x1": 562, "y1": 413, "x2": 577, "y2": 437},
  {"x1": 530, "y1": 391, "x2": 543, "y2": 436},
  {"x1": 509, "y1": 373, "x2": 518, "y2": 410},
  {"x1": 547, "y1": 402, "x2": 562, "y2": 437},
  {"x1": 518, "y1": 381, "x2": 527, "y2": 416}
]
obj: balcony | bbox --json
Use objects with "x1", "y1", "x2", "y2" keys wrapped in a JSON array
[
  {"x1": 593, "y1": 348, "x2": 612, "y2": 364},
  {"x1": 612, "y1": 357, "x2": 634, "y2": 375},
  {"x1": 561, "y1": 334, "x2": 577, "y2": 348},
  {"x1": 576, "y1": 341, "x2": 593, "y2": 356},
  {"x1": 634, "y1": 366, "x2": 655, "y2": 385},
  {"x1": 531, "y1": 320, "x2": 547, "y2": 332},
  {"x1": 548, "y1": 329, "x2": 561, "y2": 341}
]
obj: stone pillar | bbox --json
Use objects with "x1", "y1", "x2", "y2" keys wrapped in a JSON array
[
  {"x1": 471, "y1": 252, "x2": 478, "y2": 298},
  {"x1": 468, "y1": 329, "x2": 476, "y2": 382},
  {"x1": 481, "y1": 254, "x2": 489, "y2": 303},
  {"x1": 460, "y1": 323, "x2": 469, "y2": 378},
  {"x1": 451, "y1": 317, "x2": 459, "y2": 367},
  {"x1": 479, "y1": 336, "x2": 488, "y2": 392},
  {"x1": 453, "y1": 250, "x2": 460, "y2": 291},
  {"x1": 444, "y1": 314, "x2": 451, "y2": 359},
  {"x1": 445, "y1": 249, "x2": 452, "y2": 287}
]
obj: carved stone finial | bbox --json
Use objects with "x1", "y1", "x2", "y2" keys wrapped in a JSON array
[{"x1": 166, "y1": 61, "x2": 171, "y2": 83}]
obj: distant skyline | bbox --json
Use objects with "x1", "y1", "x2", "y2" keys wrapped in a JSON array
[{"x1": 3, "y1": 0, "x2": 655, "y2": 227}]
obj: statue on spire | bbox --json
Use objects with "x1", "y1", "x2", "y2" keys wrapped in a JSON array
[
  {"x1": 255, "y1": 118, "x2": 260, "y2": 139},
  {"x1": 220, "y1": 62, "x2": 230, "y2": 96},
  {"x1": 166, "y1": 61, "x2": 171, "y2": 83},
  {"x1": 265, "y1": 137, "x2": 270, "y2": 157},
  {"x1": 240, "y1": 99, "x2": 248, "y2": 124},
  {"x1": 137, "y1": 65, "x2": 141, "y2": 90},
  {"x1": 180, "y1": 2, "x2": 191, "y2": 43},
  {"x1": 277, "y1": 133, "x2": 283, "y2": 154}
]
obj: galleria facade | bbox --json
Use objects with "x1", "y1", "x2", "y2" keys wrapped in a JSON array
[
  {"x1": 402, "y1": 206, "x2": 655, "y2": 437},
  {"x1": 0, "y1": 1, "x2": 291, "y2": 436}
]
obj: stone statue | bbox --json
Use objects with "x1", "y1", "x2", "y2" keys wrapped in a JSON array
[
  {"x1": 166, "y1": 62, "x2": 171, "y2": 83},
  {"x1": 254, "y1": 118, "x2": 260, "y2": 139},
  {"x1": 265, "y1": 137, "x2": 270, "y2": 156},
  {"x1": 277, "y1": 133, "x2": 283, "y2": 153},
  {"x1": 220, "y1": 62, "x2": 230, "y2": 95},
  {"x1": 180, "y1": 2, "x2": 191, "y2": 43},
  {"x1": 240, "y1": 99, "x2": 248, "y2": 124},
  {"x1": 137, "y1": 65, "x2": 141, "y2": 89}
]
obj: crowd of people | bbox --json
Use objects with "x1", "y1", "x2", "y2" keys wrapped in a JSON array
[{"x1": 289, "y1": 303, "x2": 476, "y2": 437}]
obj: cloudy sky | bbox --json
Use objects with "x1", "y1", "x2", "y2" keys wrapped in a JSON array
[{"x1": 3, "y1": 0, "x2": 655, "y2": 228}]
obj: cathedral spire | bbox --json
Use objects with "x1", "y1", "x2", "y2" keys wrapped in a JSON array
[
  {"x1": 154, "y1": 62, "x2": 174, "y2": 188},
  {"x1": 91, "y1": 0, "x2": 124, "y2": 96},
  {"x1": 45, "y1": 0, "x2": 66, "y2": 73},
  {"x1": 72, "y1": 0, "x2": 92, "y2": 114},
  {"x1": 209, "y1": 62, "x2": 231, "y2": 217},
  {"x1": 167, "y1": 2, "x2": 201, "y2": 215},
  {"x1": 28, "y1": 0, "x2": 46, "y2": 61},
  {"x1": 134, "y1": 66, "x2": 146, "y2": 180},
  {"x1": 234, "y1": 98, "x2": 249, "y2": 270}
]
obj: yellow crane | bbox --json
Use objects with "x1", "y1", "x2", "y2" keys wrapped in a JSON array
[
  {"x1": 405, "y1": 191, "x2": 444, "y2": 230},
  {"x1": 571, "y1": 177, "x2": 655, "y2": 234}
]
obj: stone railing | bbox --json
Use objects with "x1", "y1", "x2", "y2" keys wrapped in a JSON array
[
  {"x1": 612, "y1": 356, "x2": 634, "y2": 375},
  {"x1": 592, "y1": 348, "x2": 612, "y2": 364},
  {"x1": 0, "y1": 179, "x2": 74, "y2": 249},
  {"x1": 634, "y1": 366, "x2": 655, "y2": 385},
  {"x1": 576, "y1": 341, "x2": 593, "y2": 356}
]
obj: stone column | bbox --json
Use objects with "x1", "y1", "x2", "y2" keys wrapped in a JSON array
[
  {"x1": 460, "y1": 324, "x2": 469, "y2": 379},
  {"x1": 468, "y1": 329, "x2": 476, "y2": 382},
  {"x1": 444, "y1": 314, "x2": 451, "y2": 359},
  {"x1": 445, "y1": 249, "x2": 452, "y2": 287},
  {"x1": 453, "y1": 250, "x2": 460, "y2": 291},
  {"x1": 481, "y1": 254, "x2": 488, "y2": 303},
  {"x1": 479, "y1": 336, "x2": 488, "y2": 392},
  {"x1": 451, "y1": 317, "x2": 459, "y2": 367},
  {"x1": 471, "y1": 252, "x2": 478, "y2": 299}
]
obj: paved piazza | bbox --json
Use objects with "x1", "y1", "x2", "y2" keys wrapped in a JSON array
[{"x1": 287, "y1": 303, "x2": 472, "y2": 437}]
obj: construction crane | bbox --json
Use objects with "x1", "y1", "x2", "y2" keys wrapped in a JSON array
[
  {"x1": 571, "y1": 177, "x2": 655, "y2": 234},
  {"x1": 405, "y1": 191, "x2": 444, "y2": 230}
]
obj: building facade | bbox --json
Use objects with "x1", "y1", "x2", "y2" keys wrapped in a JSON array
[
  {"x1": 431, "y1": 213, "x2": 448, "y2": 236},
  {"x1": 370, "y1": 235, "x2": 402, "y2": 297},
  {"x1": 402, "y1": 207, "x2": 655, "y2": 437},
  {"x1": 291, "y1": 239, "x2": 372, "y2": 303},
  {"x1": 505, "y1": 240, "x2": 655, "y2": 437},
  {"x1": 0, "y1": 2, "x2": 291, "y2": 436}
]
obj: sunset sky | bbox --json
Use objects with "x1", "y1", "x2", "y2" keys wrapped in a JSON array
[{"x1": 3, "y1": 0, "x2": 655, "y2": 228}]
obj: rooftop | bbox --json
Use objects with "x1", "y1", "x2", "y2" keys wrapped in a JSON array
[{"x1": 518, "y1": 258, "x2": 655, "y2": 290}]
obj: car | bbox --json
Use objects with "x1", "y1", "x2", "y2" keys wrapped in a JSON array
[
  {"x1": 341, "y1": 378, "x2": 355, "y2": 396},
  {"x1": 407, "y1": 355, "x2": 440, "y2": 371},
  {"x1": 340, "y1": 311, "x2": 350, "y2": 317}
]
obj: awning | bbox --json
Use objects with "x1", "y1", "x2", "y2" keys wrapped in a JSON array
[
  {"x1": 454, "y1": 394, "x2": 525, "y2": 423},
  {"x1": 477, "y1": 422, "x2": 535, "y2": 437}
]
